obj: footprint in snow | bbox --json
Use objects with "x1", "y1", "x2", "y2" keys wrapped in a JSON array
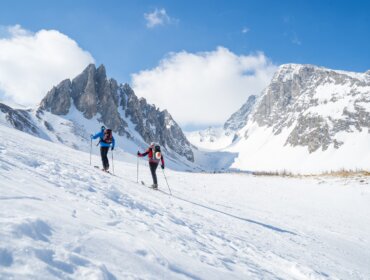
[{"x1": 13, "y1": 219, "x2": 53, "y2": 242}]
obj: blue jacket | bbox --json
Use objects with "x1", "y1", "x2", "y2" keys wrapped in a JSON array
[{"x1": 92, "y1": 130, "x2": 115, "y2": 148}]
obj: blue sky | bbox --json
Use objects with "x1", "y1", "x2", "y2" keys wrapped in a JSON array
[
  {"x1": 0, "y1": 0, "x2": 369, "y2": 129},
  {"x1": 1, "y1": 0, "x2": 369, "y2": 82}
]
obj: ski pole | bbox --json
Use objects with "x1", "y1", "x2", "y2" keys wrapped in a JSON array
[
  {"x1": 137, "y1": 155, "x2": 139, "y2": 183},
  {"x1": 89, "y1": 138, "x2": 92, "y2": 165},
  {"x1": 111, "y1": 149, "x2": 114, "y2": 175},
  {"x1": 162, "y1": 168, "x2": 172, "y2": 195}
]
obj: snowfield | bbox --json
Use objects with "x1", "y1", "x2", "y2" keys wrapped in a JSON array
[{"x1": 0, "y1": 124, "x2": 369, "y2": 279}]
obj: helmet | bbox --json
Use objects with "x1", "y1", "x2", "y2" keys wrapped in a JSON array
[
  {"x1": 150, "y1": 142, "x2": 155, "y2": 147},
  {"x1": 101, "y1": 126, "x2": 106, "y2": 131}
]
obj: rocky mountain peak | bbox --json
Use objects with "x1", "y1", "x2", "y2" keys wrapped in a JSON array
[
  {"x1": 248, "y1": 63, "x2": 370, "y2": 152},
  {"x1": 120, "y1": 83, "x2": 194, "y2": 162},
  {"x1": 39, "y1": 64, "x2": 194, "y2": 162},
  {"x1": 96, "y1": 64, "x2": 107, "y2": 79}
]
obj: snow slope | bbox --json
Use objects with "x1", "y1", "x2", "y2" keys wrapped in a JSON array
[
  {"x1": 0, "y1": 124, "x2": 369, "y2": 279},
  {"x1": 228, "y1": 123, "x2": 370, "y2": 174},
  {"x1": 0, "y1": 100, "x2": 236, "y2": 172}
]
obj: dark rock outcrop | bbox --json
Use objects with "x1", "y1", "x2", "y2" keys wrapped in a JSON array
[
  {"x1": 242, "y1": 64, "x2": 370, "y2": 152},
  {"x1": 0, "y1": 103, "x2": 42, "y2": 137}
]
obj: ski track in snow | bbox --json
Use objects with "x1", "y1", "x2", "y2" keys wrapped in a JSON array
[{"x1": 0, "y1": 125, "x2": 369, "y2": 279}]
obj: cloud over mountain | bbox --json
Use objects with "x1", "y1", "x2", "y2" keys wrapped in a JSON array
[{"x1": 132, "y1": 47, "x2": 277, "y2": 128}]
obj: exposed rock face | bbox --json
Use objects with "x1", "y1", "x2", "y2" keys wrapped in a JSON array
[
  {"x1": 71, "y1": 64, "x2": 99, "y2": 119},
  {"x1": 40, "y1": 65, "x2": 127, "y2": 134},
  {"x1": 40, "y1": 64, "x2": 194, "y2": 162},
  {"x1": 245, "y1": 64, "x2": 370, "y2": 152},
  {"x1": 190, "y1": 64, "x2": 369, "y2": 156},
  {"x1": 0, "y1": 103, "x2": 42, "y2": 137},
  {"x1": 40, "y1": 79, "x2": 71, "y2": 115},
  {"x1": 224, "y1": 95, "x2": 256, "y2": 132},
  {"x1": 120, "y1": 84, "x2": 193, "y2": 162}
]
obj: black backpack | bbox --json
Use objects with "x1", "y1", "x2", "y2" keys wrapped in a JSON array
[
  {"x1": 152, "y1": 144, "x2": 161, "y2": 160},
  {"x1": 102, "y1": 129, "x2": 113, "y2": 144}
]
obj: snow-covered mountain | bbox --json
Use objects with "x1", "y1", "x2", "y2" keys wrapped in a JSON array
[
  {"x1": 2, "y1": 63, "x2": 369, "y2": 173},
  {"x1": 229, "y1": 64, "x2": 370, "y2": 173},
  {"x1": 0, "y1": 64, "x2": 197, "y2": 170},
  {"x1": 186, "y1": 127, "x2": 234, "y2": 151},
  {"x1": 186, "y1": 95, "x2": 257, "y2": 151},
  {"x1": 189, "y1": 64, "x2": 370, "y2": 173},
  {"x1": 224, "y1": 94, "x2": 257, "y2": 132},
  {"x1": 1, "y1": 123, "x2": 369, "y2": 279}
]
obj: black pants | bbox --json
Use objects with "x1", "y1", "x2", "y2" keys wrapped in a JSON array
[
  {"x1": 149, "y1": 162, "x2": 159, "y2": 185},
  {"x1": 100, "y1": 147, "x2": 109, "y2": 170}
]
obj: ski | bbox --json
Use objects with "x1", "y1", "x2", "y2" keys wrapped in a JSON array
[
  {"x1": 138, "y1": 181, "x2": 170, "y2": 195},
  {"x1": 141, "y1": 181, "x2": 158, "y2": 190},
  {"x1": 94, "y1": 165, "x2": 113, "y2": 175}
]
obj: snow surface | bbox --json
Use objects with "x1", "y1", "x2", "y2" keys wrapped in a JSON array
[
  {"x1": 229, "y1": 122, "x2": 370, "y2": 174},
  {"x1": 1, "y1": 124, "x2": 370, "y2": 279},
  {"x1": 306, "y1": 83, "x2": 369, "y2": 118}
]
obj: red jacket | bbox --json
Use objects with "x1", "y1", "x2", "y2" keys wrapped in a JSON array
[{"x1": 139, "y1": 147, "x2": 165, "y2": 165}]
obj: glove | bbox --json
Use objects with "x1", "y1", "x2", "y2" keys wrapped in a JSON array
[
  {"x1": 137, "y1": 151, "x2": 140, "y2": 156},
  {"x1": 161, "y1": 165, "x2": 164, "y2": 169},
  {"x1": 111, "y1": 146, "x2": 114, "y2": 151}
]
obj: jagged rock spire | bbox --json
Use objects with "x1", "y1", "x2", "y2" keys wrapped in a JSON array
[{"x1": 39, "y1": 64, "x2": 194, "y2": 162}]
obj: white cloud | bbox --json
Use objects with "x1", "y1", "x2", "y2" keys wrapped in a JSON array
[
  {"x1": 0, "y1": 25, "x2": 94, "y2": 106},
  {"x1": 132, "y1": 47, "x2": 277, "y2": 128},
  {"x1": 144, "y1": 8, "x2": 174, "y2": 28}
]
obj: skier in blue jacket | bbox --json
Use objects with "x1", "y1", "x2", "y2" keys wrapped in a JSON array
[{"x1": 91, "y1": 126, "x2": 115, "y2": 172}]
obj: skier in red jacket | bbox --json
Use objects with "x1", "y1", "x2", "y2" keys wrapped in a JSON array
[{"x1": 137, "y1": 142, "x2": 165, "y2": 189}]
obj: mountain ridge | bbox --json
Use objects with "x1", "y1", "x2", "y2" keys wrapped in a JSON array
[
  {"x1": 1, "y1": 63, "x2": 196, "y2": 169},
  {"x1": 187, "y1": 63, "x2": 370, "y2": 173},
  {"x1": 2, "y1": 62, "x2": 369, "y2": 173}
]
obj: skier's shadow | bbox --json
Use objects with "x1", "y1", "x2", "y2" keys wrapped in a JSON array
[{"x1": 171, "y1": 194, "x2": 297, "y2": 236}]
